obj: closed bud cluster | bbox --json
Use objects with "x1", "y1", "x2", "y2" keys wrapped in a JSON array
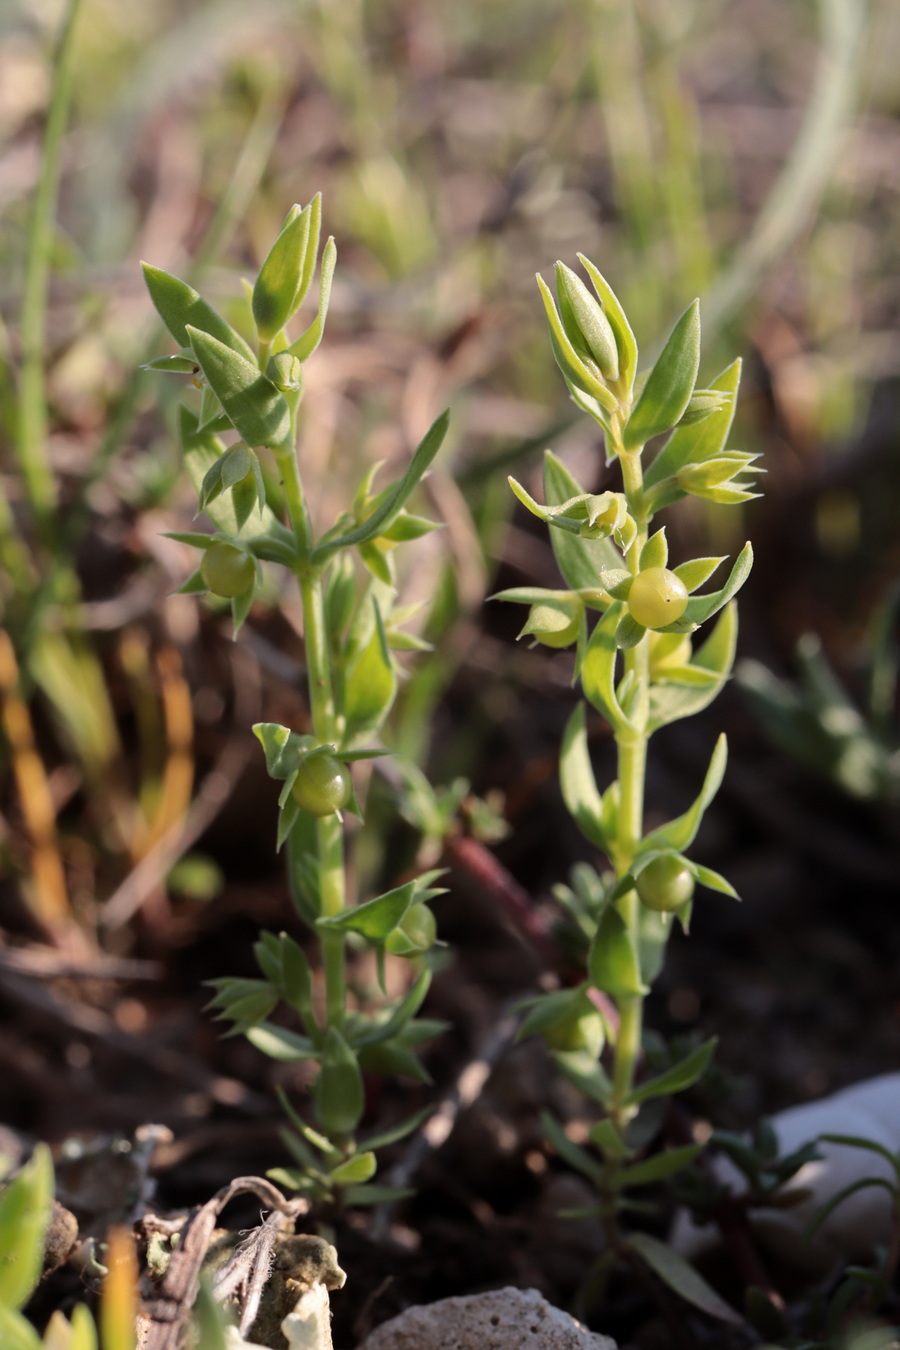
[
  {"x1": 675, "y1": 451, "x2": 762, "y2": 505},
  {"x1": 554, "y1": 263, "x2": 620, "y2": 383},
  {"x1": 266, "y1": 351, "x2": 304, "y2": 392},
  {"x1": 536, "y1": 257, "x2": 636, "y2": 422},
  {"x1": 677, "y1": 388, "x2": 733, "y2": 426}
]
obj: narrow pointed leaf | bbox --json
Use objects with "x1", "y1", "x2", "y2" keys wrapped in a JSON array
[
  {"x1": 628, "y1": 1037, "x2": 717, "y2": 1106},
  {"x1": 362, "y1": 1104, "x2": 434, "y2": 1151},
  {"x1": 313, "y1": 1028, "x2": 364, "y2": 1136},
  {"x1": 187, "y1": 326, "x2": 292, "y2": 451},
  {"x1": 252, "y1": 202, "x2": 313, "y2": 340},
  {"x1": 638, "y1": 734, "x2": 727, "y2": 856},
  {"x1": 623, "y1": 300, "x2": 701, "y2": 450},
  {"x1": 589, "y1": 905, "x2": 647, "y2": 997},
  {"x1": 648, "y1": 602, "x2": 738, "y2": 732},
  {"x1": 673, "y1": 556, "x2": 726, "y2": 594},
  {"x1": 626, "y1": 1232, "x2": 742, "y2": 1325},
  {"x1": 246, "y1": 1024, "x2": 318, "y2": 1061},
  {"x1": 682, "y1": 543, "x2": 753, "y2": 625},
  {"x1": 560, "y1": 704, "x2": 607, "y2": 849},
  {"x1": 342, "y1": 599, "x2": 397, "y2": 744},
  {"x1": 690, "y1": 863, "x2": 739, "y2": 898},
  {"x1": 142, "y1": 262, "x2": 255, "y2": 361},
  {"x1": 0, "y1": 1143, "x2": 53, "y2": 1307},
  {"x1": 313, "y1": 411, "x2": 448, "y2": 563},
  {"x1": 541, "y1": 1111, "x2": 606, "y2": 1186},
  {"x1": 581, "y1": 602, "x2": 626, "y2": 729},
  {"x1": 289, "y1": 236, "x2": 337, "y2": 363},
  {"x1": 644, "y1": 359, "x2": 742, "y2": 490},
  {"x1": 316, "y1": 880, "x2": 416, "y2": 940},
  {"x1": 620, "y1": 1145, "x2": 701, "y2": 1187}
]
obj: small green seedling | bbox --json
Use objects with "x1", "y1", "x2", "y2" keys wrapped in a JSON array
[{"x1": 143, "y1": 197, "x2": 449, "y2": 1207}]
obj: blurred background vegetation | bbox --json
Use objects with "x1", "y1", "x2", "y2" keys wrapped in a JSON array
[{"x1": 1, "y1": 0, "x2": 899, "y2": 1147}]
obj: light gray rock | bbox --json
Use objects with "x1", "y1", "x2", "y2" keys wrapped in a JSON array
[
  {"x1": 671, "y1": 1073, "x2": 900, "y2": 1276},
  {"x1": 356, "y1": 1287, "x2": 617, "y2": 1350}
]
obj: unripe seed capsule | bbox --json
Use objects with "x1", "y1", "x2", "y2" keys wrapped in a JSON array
[
  {"x1": 291, "y1": 754, "x2": 353, "y2": 817},
  {"x1": 628, "y1": 567, "x2": 689, "y2": 629},
  {"x1": 636, "y1": 855, "x2": 695, "y2": 912},
  {"x1": 200, "y1": 542, "x2": 256, "y2": 598}
]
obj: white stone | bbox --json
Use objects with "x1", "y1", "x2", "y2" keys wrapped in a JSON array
[
  {"x1": 355, "y1": 1287, "x2": 617, "y2": 1350},
  {"x1": 672, "y1": 1073, "x2": 900, "y2": 1275}
]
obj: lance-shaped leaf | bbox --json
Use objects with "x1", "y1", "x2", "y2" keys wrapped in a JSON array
[
  {"x1": 543, "y1": 450, "x2": 622, "y2": 583},
  {"x1": 289, "y1": 236, "x2": 337, "y2": 363},
  {"x1": 648, "y1": 602, "x2": 738, "y2": 732},
  {"x1": 644, "y1": 358, "x2": 742, "y2": 491},
  {"x1": 622, "y1": 300, "x2": 700, "y2": 451},
  {"x1": 541, "y1": 1110, "x2": 606, "y2": 1186},
  {"x1": 328, "y1": 1152, "x2": 377, "y2": 1186},
  {"x1": 619, "y1": 1144, "x2": 701, "y2": 1188},
  {"x1": 252, "y1": 201, "x2": 314, "y2": 341},
  {"x1": 350, "y1": 969, "x2": 433, "y2": 1048},
  {"x1": 361, "y1": 1104, "x2": 435, "y2": 1152},
  {"x1": 342, "y1": 599, "x2": 397, "y2": 745},
  {"x1": 313, "y1": 1027, "x2": 365, "y2": 1136},
  {"x1": 246, "y1": 1023, "x2": 319, "y2": 1061},
  {"x1": 626, "y1": 1232, "x2": 742, "y2": 1325},
  {"x1": 679, "y1": 542, "x2": 753, "y2": 626},
  {"x1": 560, "y1": 704, "x2": 607, "y2": 850},
  {"x1": 688, "y1": 861, "x2": 739, "y2": 899},
  {"x1": 186, "y1": 325, "x2": 293, "y2": 451},
  {"x1": 637, "y1": 734, "x2": 727, "y2": 857},
  {"x1": 589, "y1": 905, "x2": 647, "y2": 997},
  {"x1": 628, "y1": 1036, "x2": 717, "y2": 1107},
  {"x1": 673, "y1": 555, "x2": 726, "y2": 593},
  {"x1": 205, "y1": 977, "x2": 278, "y2": 1036},
  {"x1": 639, "y1": 528, "x2": 668, "y2": 571},
  {"x1": 317, "y1": 878, "x2": 416, "y2": 941},
  {"x1": 313, "y1": 410, "x2": 449, "y2": 564},
  {"x1": 0, "y1": 1143, "x2": 52, "y2": 1308},
  {"x1": 581, "y1": 602, "x2": 627, "y2": 730},
  {"x1": 142, "y1": 262, "x2": 256, "y2": 362},
  {"x1": 142, "y1": 352, "x2": 198, "y2": 374}
]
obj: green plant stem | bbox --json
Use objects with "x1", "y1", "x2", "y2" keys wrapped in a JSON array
[
  {"x1": 17, "y1": 0, "x2": 84, "y2": 544},
  {"x1": 284, "y1": 441, "x2": 347, "y2": 1034},
  {"x1": 610, "y1": 442, "x2": 650, "y2": 1127}
]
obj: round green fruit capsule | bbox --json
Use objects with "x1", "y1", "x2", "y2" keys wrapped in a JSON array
[
  {"x1": 200, "y1": 541, "x2": 255, "y2": 598},
  {"x1": 628, "y1": 567, "x2": 689, "y2": 630},
  {"x1": 291, "y1": 754, "x2": 353, "y2": 817},
  {"x1": 636, "y1": 855, "x2": 695, "y2": 912}
]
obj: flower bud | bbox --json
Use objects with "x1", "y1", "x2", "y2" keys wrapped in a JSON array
[
  {"x1": 677, "y1": 388, "x2": 733, "y2": 426},
  {"x1": 266, "y1": 352, "x2": 304, "y2": 392},
  {"x1": 554, "y1": 263, "x2": 620, "y2": 382}
]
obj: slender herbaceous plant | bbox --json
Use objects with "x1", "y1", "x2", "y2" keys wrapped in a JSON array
[
  {"x1": 496, "y1": 255, "x2": 761, "y2": 1289},
  {"x1": 142, "y1": 196, "x2": 450, "y2": 1211}
]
